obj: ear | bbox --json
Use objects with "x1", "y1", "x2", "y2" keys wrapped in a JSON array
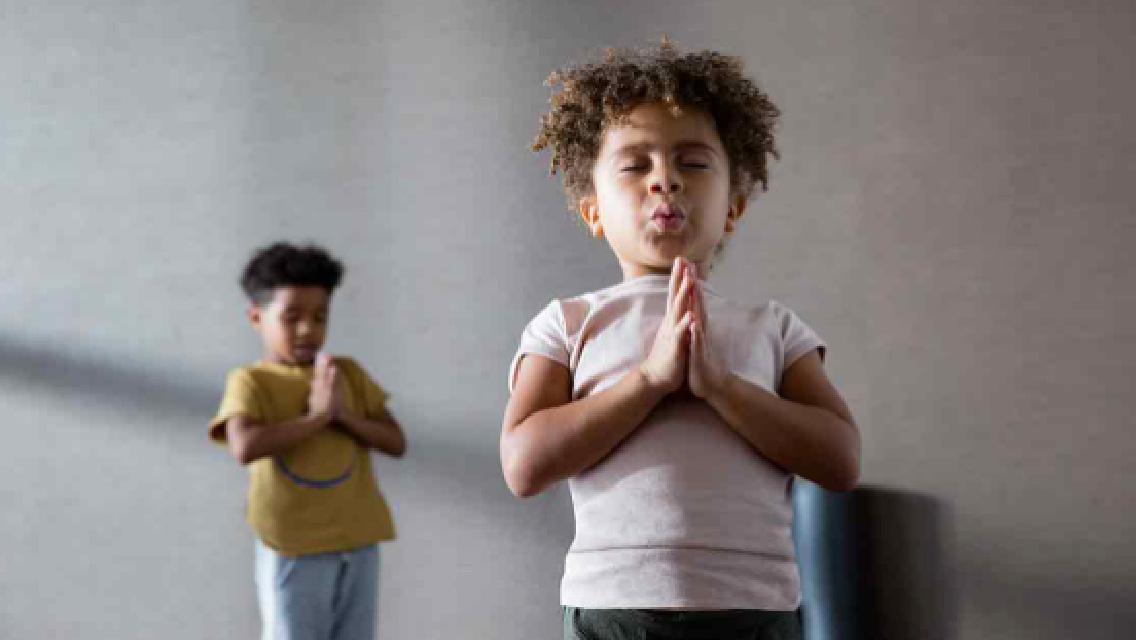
[
  {"x1": 578, "y1": 195, "x2": 604, "y2": 239},
  {"x1": 725, "y1": 193, "x2": 748, "y2": 233},
  {"x1": 246, "y1": 304, "x2": 261, "y2": 328}
]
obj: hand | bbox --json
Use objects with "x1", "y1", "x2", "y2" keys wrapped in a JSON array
[
  {"x1": 307, "y1": 353, "x2": 342, "y2": 421},
  {"x1": 640, "y1": 257, "x2": 696, "y2": 394},
  {"x1": 688, "y1": 277, "x2": 729, "y2": 400}
]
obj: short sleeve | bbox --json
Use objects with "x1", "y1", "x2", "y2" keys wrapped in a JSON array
[
  {"x1": 338, "y1": 357, "x2": 390, "y2": 418},
  {"x1": 208, "y1": 369, "x2": 264, "y2": 444},
  {"x1": 775, "y1": 301, "x2": 828, "y2": 371},
  {"x1": 509, "y1": 300, "x2": 571, "y2": 392}
]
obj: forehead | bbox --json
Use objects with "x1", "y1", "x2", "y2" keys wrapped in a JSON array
[
  {"x1": 599, "y1": 102, "x2": 722, "y2": 155},
  {"x1": 266, "y1": 285, "x2": 331, "y2": 309}
]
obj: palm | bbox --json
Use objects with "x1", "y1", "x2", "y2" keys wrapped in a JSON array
[
  {"x1": 688, "y1": 280, "x2": 725, "y2": 399},
  {"x1": 641, "y1": 258, "x2": 697, "y2": 393}
]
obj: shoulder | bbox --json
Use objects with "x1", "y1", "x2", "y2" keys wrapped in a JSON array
[
  {"x1": 732, "y1": 297, "x2": 804, "y2": 331},
  {"x1": 330, "y1": 355, "x2": 365, "y2": 376},
  {"x1": 556, "y1": 280, "x2": 647, "y2": 330},
  {"x1": 706, "y1": 292, "x2": 815, "y2": 341},
  {"x1": 224, "y1": 364, "x2": 262, "y2": 387},
  {"x1": 330, "y1": 356, "x2": 375, "y2": 385},
  {"x1": 524, "y1": 295, "x2": 576, "y2": 336},
  {"x1": 701, "y1": 285, "x2": 779, "y2": 324},
  {"x1": 520, "y1": 281, "x2": 639, "y2": 348},
  {"x1": 763, "y1": 298, "x2": 816, "y2": 332},
  {"x1": 330, "y1": 355, "x2": 360, "y2": 370},
  {"x1": 217, "y1": 365, "x2": 267, "y2": 411}
]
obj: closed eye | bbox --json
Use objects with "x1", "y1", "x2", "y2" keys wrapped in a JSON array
[{"x1": 679, "y1": 155, "x2": 711, "y2": 169}]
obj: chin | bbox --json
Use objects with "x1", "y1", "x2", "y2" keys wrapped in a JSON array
[
  {"x1": 650, "y1": 248, "x2": 692, "y2": 265},
  {"x1": 291, "y1": 354, "x2": 318, "y2": 366}
]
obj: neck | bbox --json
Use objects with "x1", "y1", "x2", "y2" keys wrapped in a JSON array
[
  {"x1": 619, "y1": 258, "x2": 710, "y2": 281},
  {"x1": 261, "y1": 354, "x2": 308, "y2": 367}
]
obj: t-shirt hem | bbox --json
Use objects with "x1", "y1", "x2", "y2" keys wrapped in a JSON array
[
  {"x1": 254, "y1": 530, "x2": 396, "y2": 556},
  {"x1": 560, "y1": 594, "x2": 802, "y2": 611}
]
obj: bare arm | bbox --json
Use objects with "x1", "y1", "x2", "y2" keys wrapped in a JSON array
[
  {"x1": 702, "y1": 350, "x2": 860, "y2": 491},
  {"x1": 686, "y1": 273, "x2": 859, "y2": 491},
  {"x1": 337, "y1": 406, "x2": 407, "y2": 458},
  {"x1": 224, "y1": 352, "x2": 342, "y2": 465},
  {"x1": 225, "y1": 413, "x2": 330, "y2": 465},
  {"x1": 501, "y1": 260, "x2": 697, "y2": 498},
  {"x1": 500, "y1": 355, "x2": 669, "y2": 498}
]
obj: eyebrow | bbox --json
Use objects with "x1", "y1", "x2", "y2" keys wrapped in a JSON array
[{"x1": 606, "y1": 140, "x2": 721, "y2": 159}]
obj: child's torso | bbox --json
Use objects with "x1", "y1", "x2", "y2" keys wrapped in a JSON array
[
  {"x1": 244, "y1": 362, "x2": 395, "y2": 555},
  {"x1": 557, "y1": 277, "x2": 800, "y2": 609}
]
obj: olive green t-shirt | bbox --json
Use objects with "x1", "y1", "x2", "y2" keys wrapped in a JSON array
[{"x1": 209, "y1": 357, "x2": 396, "y2": 555}]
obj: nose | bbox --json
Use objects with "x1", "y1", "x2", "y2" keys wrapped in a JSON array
[{"x1": 649, "y1": 161, "x2": 682, "y2": 195}]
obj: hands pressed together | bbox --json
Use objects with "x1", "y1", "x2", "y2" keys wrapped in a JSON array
[
  {"x1": 639, "y1": 257, "x2": 730, "y2": 402},
  {"x1": 307, "y1": 352, "x2": 346, "y2": 423}
]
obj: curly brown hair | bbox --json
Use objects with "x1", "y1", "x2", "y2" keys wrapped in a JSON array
[{"x1": 532, "y1": 38, "x2": 781, "y2": 210}]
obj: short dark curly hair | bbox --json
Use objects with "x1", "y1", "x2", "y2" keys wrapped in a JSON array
[
  {"x1": 532, "y1": 38, "x2": 780, "y2": 209},
  {"x1": 240, "y1": 242, "x2": 344, "y2": 305}
]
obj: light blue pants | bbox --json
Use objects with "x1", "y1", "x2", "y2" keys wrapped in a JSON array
[{"x1": 255, "y1": 540, "x2": 379, "y2": 640}]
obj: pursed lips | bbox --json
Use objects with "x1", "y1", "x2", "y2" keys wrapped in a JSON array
[{"x1": 650, "y1": 202, "x2": 687, "y2": 230}]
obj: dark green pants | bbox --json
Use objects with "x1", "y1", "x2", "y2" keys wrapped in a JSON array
[{"x1": 563, "y1": 607, "x2": 802, "y2": 640}]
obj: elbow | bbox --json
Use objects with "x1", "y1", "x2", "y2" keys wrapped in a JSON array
[
  {"x1": 507, "y1": 477, "x2": 542, "y2": 499},
  {"x1": 820, "y1": 444, "x2": 860, "y2": 493},
  {"x1": 820, "y1": 467, "x2": 859, "y2": 493},
  {"x1": 230, "y1": 442, "x2": 258, "y2": 466},
  {"x1": 502, "y1": 455, "x2": 541, "y2": 499},
  {"x1": 500, "y1": 437, "x2": 544, "y2": 499},
  {"x1": 509, "y1": 474, "x2": 543, "y2": 499},
  {"x1": 506, "y1": 477, "x2": 536, "y2": 499},
  {"x1": 388, "y1": 438, "x2": 407, "y2": 458},
  {"x1": 225, "y1": 420, "x2": 262, "y2": 465}
]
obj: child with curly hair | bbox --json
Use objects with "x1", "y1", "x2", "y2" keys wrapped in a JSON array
[
  {"x1": 210, "y1": 242, "x2": 406, "y2": 640},
  {"x1": 501, "y1": 40, "x2": 860, "y2": 640}
]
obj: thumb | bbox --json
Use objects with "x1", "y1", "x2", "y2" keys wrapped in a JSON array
[{"x1": 317, "y1": 352, "x2": 332, "y2": 370}]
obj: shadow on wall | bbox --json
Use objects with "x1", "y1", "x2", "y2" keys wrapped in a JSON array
[
  {"x1": 794, "y1": 482, "x2": 959, "y2": 640},
  {"x1": 0, "y1": 334, "x2": 218, "y2": 421},
  {"x1": 0, "y1": 333, "x2": 573, "y2": 537}
]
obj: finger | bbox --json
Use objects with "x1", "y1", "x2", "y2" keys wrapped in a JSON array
[
  {"x1": 695, "y1": 281, "x2": 704, "y2": 327},
  {"x1": 673, "y1": 268, "x2": 694, "y2": 323},
  {"x1": 677, "y1": 310, "x2": 694, "y2": 337},
  {"x1": 315, "y1": 353, "x2": 332, "y2": 382},
  {"x1": 666, "y1": 256, "x2": 683, "y2": 318},
  {"x1": 689, "y1": 276, "x2": 700, "y2": 323}
]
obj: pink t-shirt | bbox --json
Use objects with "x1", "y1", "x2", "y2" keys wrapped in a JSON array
[{"x1": 510, "y1": 274, "x2": 826, "y2": 610}]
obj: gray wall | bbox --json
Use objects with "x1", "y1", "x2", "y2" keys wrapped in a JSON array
[{"x1": 2, "y1": 0, "x2": 1133, "y2": 638}]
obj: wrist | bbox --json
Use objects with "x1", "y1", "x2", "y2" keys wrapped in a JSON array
[
  {"x1": 306, "y1": 409, "x2": 333, "y2": 428},
  {"x1": 336, "y1": 409, "x2": 357, "y2": 430},
  {"x1": 634, "y1": 365, "x2": 673, "y2": 403},
  {"x1": 704, "y1": 372, "x2": 739, "y2": 410},
  {"x1": 707, "y1": 373, "x2": 777, "y2": 413}
]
